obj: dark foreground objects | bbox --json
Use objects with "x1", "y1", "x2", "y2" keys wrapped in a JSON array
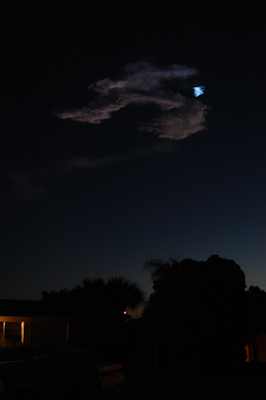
[{"x1": 0, "y1": 347, "x2": 125, "y2": 395}]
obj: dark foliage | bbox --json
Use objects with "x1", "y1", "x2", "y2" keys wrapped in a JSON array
[
  {"x1": 42, "y1": 276, "x2": 145, "y2": 318},
  {"x1": 41, "y1": 276, "x2": 145, "y2": 347},
  {"x1": 143, "y1": 255, "x2": 254, "y2": 373}
]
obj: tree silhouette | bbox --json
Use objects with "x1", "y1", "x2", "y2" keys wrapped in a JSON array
[
  {"x1": 106, "y1": 276, "x2": 145, "y2": 313},
  {"x1": 42, "y1": 276, "x2": 145, "y2": 317},
  {"x1": 143, "y1": 255, "x2": 247, "y2": 373},
  {"x1": 72, "y1": 278, "x2": 107, "y2": 315},
  {"x1": 244, "y1": 285, "x2": 266, "y2": 362},
  {"x1": 42, "y1": 276, "x2": 145, "y2": 346}
]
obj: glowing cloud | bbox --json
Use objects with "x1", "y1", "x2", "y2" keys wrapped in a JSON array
[{"x1": 55, "y1": 61, "x2": 208, "y2": 140}]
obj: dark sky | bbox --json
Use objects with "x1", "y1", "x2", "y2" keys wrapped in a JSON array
[{"x1": 1, "y1": 2, "x2": 266, "y2": 300}]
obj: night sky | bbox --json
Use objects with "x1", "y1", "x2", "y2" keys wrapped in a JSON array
[{"x1": 1, "y1": 3, "x2": 266, "y2": 300}]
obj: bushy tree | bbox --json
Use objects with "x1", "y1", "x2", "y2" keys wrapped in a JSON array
[
  {"x1": 143, "y1": 255, "x2": 247, "y2": 372},
  {"x1": 42, "y1": 276, "x2": 145, "y2": 317},
  {"x1": 42, "y1": 276, "x2": 145, "y2": 347},
  {"x1": 244, "y1": 285, "x2": 266, "y2": 362}
]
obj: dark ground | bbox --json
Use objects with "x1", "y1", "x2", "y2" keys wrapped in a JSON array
[
  {"x1": 2, "y1": 365, "x2": 266, "y2": 400},
  {"x1": 1, "y1": 347, "x2": 266, "y2": 399}
]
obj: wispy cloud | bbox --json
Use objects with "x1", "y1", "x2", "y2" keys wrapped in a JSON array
[
  {"x1": 0, "y1": 173, "x2": 46, "y2": 215},
  {"x1": 139, "y1": 99, "x2": 207, "y2": 140},
  {"x1": 1, "y1": 139, "x2": 180, "y2": 214},
  {"x1": 10, "y1": 172, "x2": 46, "y2": 200},
  {"x1": 65, "y1": 141, "x2": 178, "y2": 170},
  {"x1": 54, "y1": 61, "x2": 208, "y2": 139},
  {"x1": 2, "y1": 61, "x2": 209, "y2": 213}
]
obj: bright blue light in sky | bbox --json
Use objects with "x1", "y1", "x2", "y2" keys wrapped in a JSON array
[{"x1": 193, "y1": 86, "x2": 205, "y2": 97}]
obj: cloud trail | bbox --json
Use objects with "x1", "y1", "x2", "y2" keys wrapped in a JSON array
[
  {"x1": 2, "y1": 62, "x2": 209, "y2": 213},
  {"x1": 55, "y1": 61, "x2": 208, "y2": 140}
]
